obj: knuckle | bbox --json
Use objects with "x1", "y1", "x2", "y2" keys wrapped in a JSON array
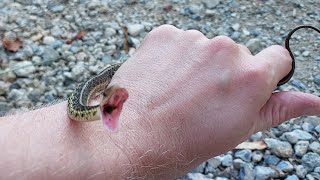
[
  {"x1": 209, "y1": 35, "x2": 238, "y2": 53},
  {"x1": 185, "y1": 29, "x2": 206, "y2": 39},
  {"x1": 144, "y1": 24, "x2": 181, "y2": 42}
]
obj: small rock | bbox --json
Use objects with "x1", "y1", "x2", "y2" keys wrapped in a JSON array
[
  {"x1": 105, "y1": 28, "x2": 116, "y2": 37},
  {"x1": 276, "y1": 160, "x2": 294, "y2": 173},
  {"x1": 264, "y1": 138, "x2": 293, "y2": 158},
  {"x1": 191, "y1": 161, "x2": 206, "y2": 173},
  {"x1": 127, "y1": 24, "x2": 145, "y2": 36},
  {"x1": 264, "y1": 154, "x2": 280, "y2": 166},
  {"x1": 235, "y1": 149, "x2": 252, "y2": 162},
  {"x1": 294, "y1": 141, "x2": 309, "y2": 157},
  {"x1": 315, "y1": 125, "x2": 320, "y2": 133},
  {"x1": 205, "y1": 9, "x2": 216, "y2": 16},
  {"x1": 309, "y1": 141, "x2": 320, "y2": 154},
  {"x1": 163, "y1": 3, "x2": 173, "y2": 12},
  {"x1": 290, "y1": 79, "x2": 307, "y2": 90},
  {"x1": 285, "y1": 175, "x2": 299, "y2": 180},
  {"x1": 245, "y1": 38, "x2": 261, "y2": 53},
  {"x1": 185, "y1": 173, "x2": 211, "y2": 180},
  {"x1": 48, "y1": 2, "x2": 65, "y2": 13},
  {"x1": 302, "y1": 50, "x2": 310, "y2": 57},
  {"x1": 239, "y1": 163, "x2": 254, "y2": 180},
  {"x1": 219, "y1": 154, "x2": 233, "y2": 167},
  {"x1": 252, "y1": 151, "x2": 263, "y2": 162},
  {"x1": 301, "y1": 152, "x2": 320, "y2": 172},
  {"x1": 254, "y1": 166, "x2": 277, "y2": 180},
  {"x1": 232, "y1": 23, "x2": 240, "y2": 31},
  {"x1": 296, "y1": 165, "x2": 307, "y2": 178},
  {"x1": 27, "y1": 89, "x2": 41, "y2": 103},
  {"x1": 233, "y1": 158, "x2": 245, "y2": 169},
  {"x1": 43, "y1": 36, "x2": 56, "y2": 45},
  {"x1": 283, "y1": 129, "x2": 313, "y2": 144},
  {"x1": 75, "y1": 52, "x2": 88, "y2": 61},
  {"x1": 306, "y1": 174, "x2": 315, "y2": 180},
  {"x1": 304, "y1": 116, "x2": 320, "y2": 126},
  {"x1": 314, "y1": 167, "x2": 320, "y2": 173},
  {"x1": 250, "y1": 132, "x2": 263, "y2": 141},
  {"x1": 207, "y1": 157, "x2": 221, "y2": 168},
  {"x1": 14, "y1": 61, "x2": 36, "y2": 77},
  {"x1": 71, "y1": 62, "x2": 86, "y2": 80},
  {"x1": 41, "y1": 47, "x2": 60, "y2": 61},
  {"x1": 313, "y1": 74, "x2": 320, "y2": 86},
  {"x1": 0, "y1": 102, "x2": 11, "y2": 116},
  {"x1": 202, "y1": 0, "x2": 220, "y2": 9},
  {"x1": 8, "y1": 89, "x2": 26, "y2": 101},
  {"x1": 302, "y1": 122, "x2": 315, "y2": 132},
  {"x1": 0, "y1": 81, "x2": 10, "y2": 95}
]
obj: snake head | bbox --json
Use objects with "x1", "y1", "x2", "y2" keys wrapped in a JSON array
[{"x1": 100, "y1": 86, "x2": 129, "y2": 131}]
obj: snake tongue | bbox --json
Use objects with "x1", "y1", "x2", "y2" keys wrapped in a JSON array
[{"x1": 100, "y1": 88, "x2": 128, "y2": 131}]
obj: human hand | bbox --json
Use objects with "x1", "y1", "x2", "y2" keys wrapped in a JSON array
[{"x1": 109, "y1": 25, "x2": 320, "y2": 178}]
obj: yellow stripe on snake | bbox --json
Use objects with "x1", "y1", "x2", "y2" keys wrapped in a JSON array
[{"x1": 67, "y1": 63, "x2": 128, "y2": 131}]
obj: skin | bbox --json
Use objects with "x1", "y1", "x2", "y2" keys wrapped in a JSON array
[{"x1": 1, "y1": 25, "x2": 320, "y2": 179}]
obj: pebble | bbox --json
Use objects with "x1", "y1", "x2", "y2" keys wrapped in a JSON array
[
  {"x1": 264, "y1": 138, "x2": 293, "y2": 158},
  {"x1": 285, "y1": 175, "x2": 299, "y2": 180},
  {"x1": 301, "y1": 152, "x2": 320, "y2": 172},
  {"x1": 105, "y1": 27, "x2": 117, "y2": 37},
  {"x1": 239, "y1": 163, "x2": 254, "y2": 180},
  {"x1": 233, "y1": 159, "x2": 245, "y2": 169},
  {"x1": 290, "y1": 79, "x2": 307, "y2": 90},
  {"x1": 309, "y1": 141, "x2": 320, "y2": 154},
  {"x1": 296, "y1": 165, "x2": 308, "y2": 178},
  {"x1": 71, "y1": 62, "x2": 86, "y2": 80},
  {"x1": 184, "y1": 173, "x2": 211, "y2": 180},
  {"x1": 14, "y1": 61, "x2": 36, "y2": 77},
  {"x1": 0, "y1": 102, "x2": 11, "y2": 115},
  {"x1": 202, "y1": 0, "x2": 220, "y2": 9},
  {"x1": 264, "y1": 154, "x2": 280, "y2": 166},
  {"x1": 43, "y1": 36, "x2": 56, "y2": 45},
  {"x1": 41, "y1": 47, "x2": 60, "y2": 61},
  {"x1": 234, "y1": 149, "x2": 252, "y2": 162},
  {"x1": 127, "y1": 24, "x2": 145, "y2": 36},
  {"x1": 0, "y1": 81, "x2": 10, "y2": 95},
  {"x1": 302, "y1": 50, "x2": 310, "y2": 57},
  {"x1": 48, "y1": 2, "x2": 65, "y2": 13},
  {"x1": 302, "y1": 122, "x2": 315, "y2": 132},
  {"x1": 315, "y1": 125, "x2": 320, "y2": 133},
  {"x1": 245, "y1": 38, "x2": 261, "y2": 53},
  {"x1": 231, "y1": 23, "x2": 240, "y2": 31},
  {"x1": 254, "y1": 166, "x2": 277, "y2": 180},
  {"x1": 294, "y1": 141, "x2": 309, "y2": 157},
  {"x1": 313, "y1": 74, "x2": 320, "y2": 86},
  {"x1": 192, "y1": 162, "x2": 206, "y2": 173},
  {"x1": 304, "y1": 116, "x2": 320, "y2": 126},
  {"x1": 283, "y1": 129, "x2": 313, "y2": 144},
  {"x1": 250, "y1": 132, "x2": 263, "y2": 141},
  {"x1": 252, "y1": 151, "x2": 263, "y2": 162},
  {"x1": 276, "y1": 160, "x2": 294, "y2": 173},
  {"x1": 218, "y1": 154, "x2": 233, "y2": 167}
]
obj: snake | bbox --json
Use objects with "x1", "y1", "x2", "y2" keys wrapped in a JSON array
[
  {"x1": 67, "y1": 25, "x2": 319, "y2": 130},
  {"x1": 67, "y1": 63, "x2": 128, "y2": 131}
]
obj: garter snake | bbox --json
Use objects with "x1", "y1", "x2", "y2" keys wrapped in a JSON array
[{"x1": 67, "y1": 63, "x2": 128, "y2": 130}]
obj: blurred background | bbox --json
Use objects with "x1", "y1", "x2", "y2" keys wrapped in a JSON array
[{"x1": 0, "y1": 0, "x2": 319, "y2": 179}]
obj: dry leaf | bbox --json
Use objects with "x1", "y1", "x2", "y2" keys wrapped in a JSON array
[
  {"x1": 235, "y1": 141, "x2": 267, "y2": 150},
  {"x1": 2, "y1": 36, "x2": 23, "y2": 52},
  {"x1": 66, "y1": 31, "x2": 86, "y2": 44}
]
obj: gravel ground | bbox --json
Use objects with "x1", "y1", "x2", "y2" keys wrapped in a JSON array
[{"x1": 0, "y1": 0, "x2": 319, "y2": 179}]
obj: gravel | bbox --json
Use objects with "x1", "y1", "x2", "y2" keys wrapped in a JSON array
[{"x1": 0, "y1": 0, "x2": 319, "y2": 179}]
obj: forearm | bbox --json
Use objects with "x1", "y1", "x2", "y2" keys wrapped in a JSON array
[{"x1": 0, "y1": 102, "x2": 133, "y2": 179}]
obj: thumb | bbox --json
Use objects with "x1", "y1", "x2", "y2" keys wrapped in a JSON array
[{"x1": 258, "y1": 91, "x2": 320, "y2": 131}]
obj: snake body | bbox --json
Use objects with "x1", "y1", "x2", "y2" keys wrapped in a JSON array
[{"x1": 67, "y1": 63, "x2": 123, "y2": 122}]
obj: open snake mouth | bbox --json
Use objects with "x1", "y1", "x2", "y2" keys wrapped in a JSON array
[{"x1": 100, "y1": 88, "x2": 129, "y2": 131}]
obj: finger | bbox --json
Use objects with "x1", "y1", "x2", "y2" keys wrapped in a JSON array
[
  {"x1": 237, "y1": 44, "x2": 252, "y2": 54},
  {"x1": 255, "y1": 45, "x2": 292, "y2": 86},
  {"x1": 257, "y1": 91, "x2": 320, "y2": 131}
]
